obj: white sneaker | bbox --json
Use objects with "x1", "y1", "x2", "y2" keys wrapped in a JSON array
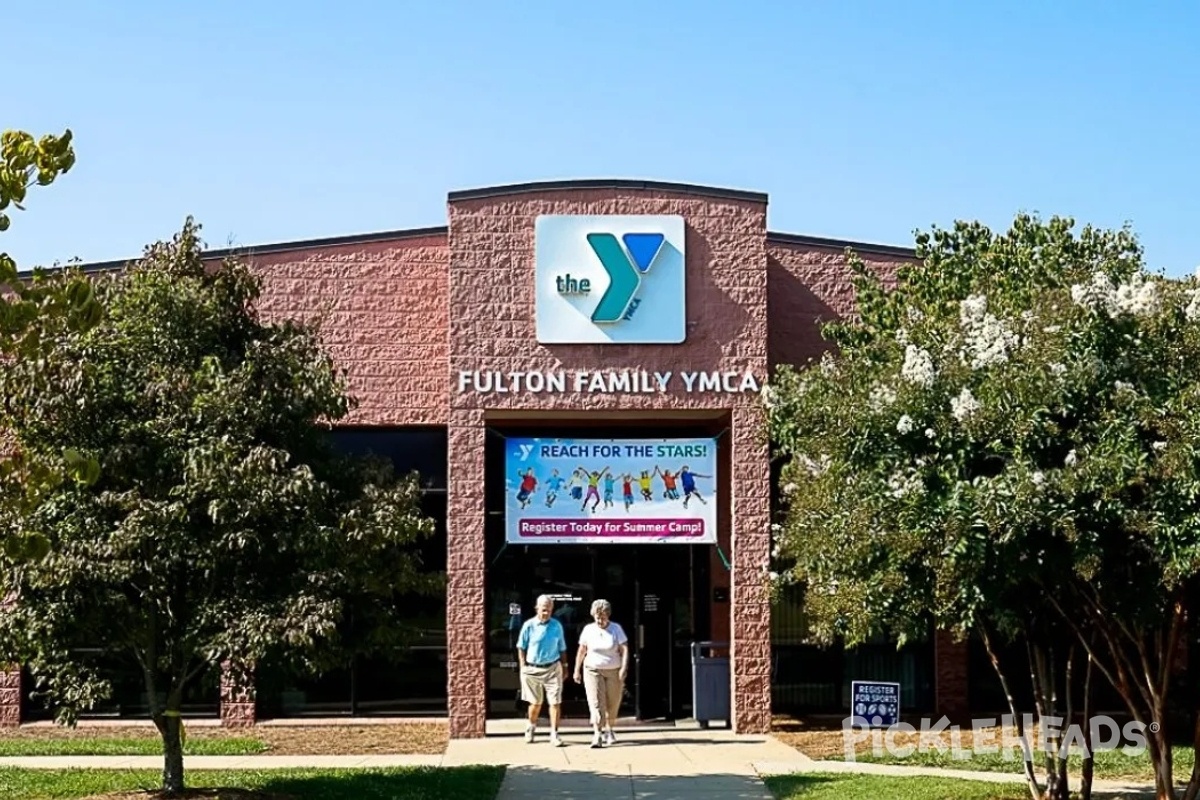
[
  {"x1": 590, "y1": 731, "x2": 602, "y2": 748},
  {"x1": 604, "y1": 730, "x2": 617, "y2": 746},
  {"x1": 551, "y1": 732, "x2": 566, "y2": 747},
  {"x1": 524, "y1": 725, "x2": 535, "y2": 744}
]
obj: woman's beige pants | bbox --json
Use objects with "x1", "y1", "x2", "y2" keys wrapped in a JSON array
[{"x1": 582, "y1": 666, "x2": 623, "y2": 726}]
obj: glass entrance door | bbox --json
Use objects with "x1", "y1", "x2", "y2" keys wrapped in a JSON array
[{"x1": 486, "y1": 543, "x2": 702, "y2": 721}]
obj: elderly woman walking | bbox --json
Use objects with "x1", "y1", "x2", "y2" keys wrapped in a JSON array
[{"x1": 573, "y1": 598, "x2": 629, "y2": 748}]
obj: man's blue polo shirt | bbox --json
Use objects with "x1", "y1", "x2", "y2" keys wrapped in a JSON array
[{"x1": 517, "y1": 616, "x2": 567, "y2": 666}]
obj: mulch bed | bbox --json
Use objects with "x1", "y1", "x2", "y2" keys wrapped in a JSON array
[
  {"x1": 1, "y1": 722, "x2": 449, "y2": 756},
  {"x1": 771, "y1": 715, "x2": 1009, "y2": 759},
  {"x1": 83, "y1": 792, "x2": 293, "y2": 800}
]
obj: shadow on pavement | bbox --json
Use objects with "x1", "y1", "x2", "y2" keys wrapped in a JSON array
[{"x1": 495, "y1": 764, "x2": 774, "y2": 799}]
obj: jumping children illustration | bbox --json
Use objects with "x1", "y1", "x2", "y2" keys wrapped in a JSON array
[
  {"x1": 579, "y1": 466, "x2": 610, "y2": 513},
  {"x1": 655, "y1": 466, "x2": 680, "y2": 500},
  {"x1": 637, "y1": 470, "x2": 654, "y2": 502},
  {"x1": 544, "y1": 468, "x2": 566, "y2": 507},
  {"x1": 516, "y1": 468, "x2": 538, "y2": 509},
  {"x1": 602, "y1": 470, "x2": 617, "y2": 509},
  {"x1": 679, "y1": 465, "x2": 711, "y2": 508},
  {"x1": 621, "y1": 473, "x2": 635, "y2": 511},
  {"x1": 567, "y1": 469, "x2": 585, "y2": 503}
]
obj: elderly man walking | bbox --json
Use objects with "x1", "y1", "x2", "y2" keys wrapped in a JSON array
[{"x1": 516, "y1": 594, "x2": 571, "y2": 745}]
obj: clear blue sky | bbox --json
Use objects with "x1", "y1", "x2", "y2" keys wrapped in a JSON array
[{"x1": 7, "y1": 1, "x2": 1199, "y2": 275}]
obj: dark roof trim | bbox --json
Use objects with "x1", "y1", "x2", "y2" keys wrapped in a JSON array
[
  {"x1": 447, "y1": 179, "x2": 769, "y2": 204},
  {"x1": 767, "y1": 231, "x2": 916, "y2": 259},
  {"x1": 46, "y1": 225, "x2": 449, "y2": 275}
]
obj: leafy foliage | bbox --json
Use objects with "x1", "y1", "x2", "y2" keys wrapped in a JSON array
[
  {"x1": 766, "y1": 214, "x2": 1200, "y2": 799},
  {"x1": 1, "y1": 127, "x2": 103, "y2": 561},
  {"x1": 0, "y1": 220, "x2": 439, "y2": 790}
]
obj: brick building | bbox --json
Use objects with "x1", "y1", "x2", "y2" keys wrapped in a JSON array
[{"x1": 2, "y1": 179, "x2": 971, "y2": 736}]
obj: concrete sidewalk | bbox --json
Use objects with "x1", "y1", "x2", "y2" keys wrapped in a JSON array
[
  {"x1": 445, "y1": 722, "x2": 798, "y2": 799},
  {"x1": 0, "y1": 720, "x2": 1168, "y2": 799}
]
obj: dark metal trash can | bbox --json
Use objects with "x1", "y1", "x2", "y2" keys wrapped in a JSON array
[{"x1": 691, "y1": 641, "x2": 730, "y2": 729}]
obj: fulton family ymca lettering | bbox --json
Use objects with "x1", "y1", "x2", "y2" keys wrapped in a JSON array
[{"x1": 456, "y1": 369, "x2": 761, "y2": 394}]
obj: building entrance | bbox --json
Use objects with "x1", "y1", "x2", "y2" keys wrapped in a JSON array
[{"x1": 486, "y1": 543, "x2": 709, "y2": 722}]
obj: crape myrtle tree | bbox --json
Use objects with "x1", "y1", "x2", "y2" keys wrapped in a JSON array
[
  {"x1": 0, "y1": 220, "x2": 440, "y2": 794},
  {"x1": 1, "y1": 128, "x2": 104, "y2": 560},
  {"x1": 764, "y1": 214, "x2": 1200, "y2": 800}
]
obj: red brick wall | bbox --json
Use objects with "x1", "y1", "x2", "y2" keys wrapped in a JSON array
[
  {"x1": 445, "y1": 187, "x2": 773, "y2": 736},
  {"x1": 0, "y1": 666, "x2": 20, "y2": 727},
  {"x1": 934, "y1": 629, "x2": 970, "y2": 723},
  {"x1": 766, "y1": 240, "x2": 911, "y2": 369},
  {"x1": 249, "y1": 235, "x2": 450, "y2": 426},
  {"x1": 219, "y1": 662, "x2": 256, "y2": 728}
]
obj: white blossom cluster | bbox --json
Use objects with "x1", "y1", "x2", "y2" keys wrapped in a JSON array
[
  {"x1": 887, "y1": 470, "x2": 925, "y2": 499},
  {"x1": 1114, "y1": 272, "x2": 1160, "y2": 316},
  {"x1": 1186, "y1": 269, "x2": 1200, "y2": 321},
  {"x1": 760, "y1": 383, "x2": 777, "y2": 409},
  {"x1": 1070, "y1": 271, "x2": 1160, "y2": 317},
  {"x1": 897, "y1": 414, "x2": 915, "y2": 434},
  {"x1": 901, "y1": 345, "x2": 936, "y2": 387},
  {"x1": 1187, "y1": 289, "x2": 1200, "y2": 322},
  {"x1": 950, "y1": 387, "x2": 981, "y2": 421},
  {"x1": 798, "y1": 453, "x2": 832, "y2": 476},
  {"x1": 808, "y1": 576, "x2": 840, "y2": 596},
  {"x1": 770, "y1": 524, "x2": 784, "y2": 560},
  {"x1": 1070, "y1": 272, "x2": 1119, "y2": 314},
  {"x1": 869, "y1": 383, "x2": 897, "y2": 411},
  {"x1": 959, "y1": 294, "x2": 1019, "y2": 368}
]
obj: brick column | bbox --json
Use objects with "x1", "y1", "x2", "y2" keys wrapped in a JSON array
[
  {"x1": 219, "y1": 662, "x2": 256, "y2": 728},
  {"x1": 730, "y1": 405, "x2": 772, "y2": 734},
  {"x1": 447, "y1": 412, "x2": 486, "y2": 738},
  {"x1": 0, "y1": 666, "x2": 21, "y2": 728},
  {"x1": 934, "y1": 630, "x2": 969, "y2": 723}
]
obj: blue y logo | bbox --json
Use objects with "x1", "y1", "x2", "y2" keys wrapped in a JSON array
[{"x1": 584, "y1": 232, "x2": 665, "y2": 324}]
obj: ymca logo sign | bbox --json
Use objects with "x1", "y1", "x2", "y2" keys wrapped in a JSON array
[{"x1": 535, "y1": 215, "x2": 686, "y2": 344}]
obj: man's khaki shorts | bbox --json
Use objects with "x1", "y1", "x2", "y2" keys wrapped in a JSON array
[{"x1": 520, "y1": 662, "x2": 563, "y2": 705}]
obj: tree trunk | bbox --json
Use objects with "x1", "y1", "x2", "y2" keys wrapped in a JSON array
[
  {"x1": 1080, "y1": 650, "x2": 1095, "y2": 800},
  {"x1": 1150, "y1": 724, "x2": 1177, "y2": 800},
  {"x1": 158, "y1": 710, "x2": 186, "y2": 794},
  {"x1": 979, "y1": 624, "x2": 1041, "y2": 800},
  {"x1": 1029, "y1": 640, "x2": 1070, "y2": 800}
]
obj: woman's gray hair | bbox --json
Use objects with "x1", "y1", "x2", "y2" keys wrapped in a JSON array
[{"x1": 590, "y1": 599, "x2": 612, "y2": 617}]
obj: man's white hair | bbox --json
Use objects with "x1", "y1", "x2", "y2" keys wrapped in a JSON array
[{"x1": 536, "y1": 594, "x2": 554, "y2": 609}]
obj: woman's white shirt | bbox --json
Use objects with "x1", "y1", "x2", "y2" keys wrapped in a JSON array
[{"x1": 579, "y1": 621, "x2": 628, "y2": 670}]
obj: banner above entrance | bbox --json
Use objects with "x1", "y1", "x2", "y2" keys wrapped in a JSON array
[{"x1": 505, "y1": 437, "x2": 719, "y2": 545}]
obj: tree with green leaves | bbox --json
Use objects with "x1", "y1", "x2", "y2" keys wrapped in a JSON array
[
  {"x1": 0, "y1": 219, "x2": 440, "y2": 793},
  {"x1": 1, "y1": 127, "x2": 104, "y2": 560},
  {"x1": 766, "y1": 214, "x2": 1200, "y2": 800}
]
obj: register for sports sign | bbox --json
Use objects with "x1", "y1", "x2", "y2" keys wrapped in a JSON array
[{"x1": 504, "y1": 437, "x2": 718, "y2": 545}]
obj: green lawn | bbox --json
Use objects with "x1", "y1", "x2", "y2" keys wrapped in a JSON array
[
  {"x1": 0, "y1": 766, "x2": 505, "y2": 800},
  {"x1": 0, "y1": 738, "x2": 268, "y2": 757},
  {"x1": 765, "y1": 773, "x2": 1028, "y2": 799},
  {"x1": 824, "y1": 744, "x2": 1194, "y2": 781}
]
